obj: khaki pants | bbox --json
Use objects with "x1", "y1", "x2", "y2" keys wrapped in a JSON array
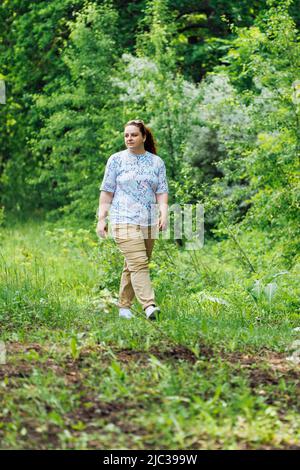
[{"x1": 111, "y1": 223, "x2": 158, "y2": 310}]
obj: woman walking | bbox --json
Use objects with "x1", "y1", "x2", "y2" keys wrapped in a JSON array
[{"x1": 96, "y1": 120, "x2": 169, "y2": 320}]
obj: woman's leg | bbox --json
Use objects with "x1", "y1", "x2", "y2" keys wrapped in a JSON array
[
  {"x1": 117, "y1": 226, "x2": 157, "y2": 309},
  {"x1": 142, "y1": 225, "x2": 157, "y2": 262},
  {"x1": 113, "y1": 224, "x2": 156, "y2": 310},
  {"x1": 111, "y1": 224, "x2": 135, "y2": 308},
  {"x1": 118, "y1": 258, "x2": 135, "y2": 308}
]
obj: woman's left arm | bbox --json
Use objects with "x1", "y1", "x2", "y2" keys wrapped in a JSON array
[{"x1": 156, "y1": 192, "x2": 168, "y2": 231}]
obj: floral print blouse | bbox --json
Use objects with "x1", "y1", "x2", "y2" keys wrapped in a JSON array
[{"x1": 100, "y1": 149, "x2": 168, "y2": 226}]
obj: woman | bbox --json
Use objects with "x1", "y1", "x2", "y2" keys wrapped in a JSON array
[{"x1": 96, "y1": 119, "x2": 168, "y2": 320}]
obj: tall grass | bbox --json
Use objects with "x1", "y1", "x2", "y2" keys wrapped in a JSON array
[{"x1": 0, "y1": 218, "x2": 299, "y2": 352}]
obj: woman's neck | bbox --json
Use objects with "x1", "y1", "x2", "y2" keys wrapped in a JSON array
[{"x1": 127, "y1": 147, "x2": 146, "y2": 155}]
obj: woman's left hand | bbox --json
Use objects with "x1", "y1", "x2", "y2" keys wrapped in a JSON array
[{"x1": 158, "y1": 215, "x2": 168, "y2": 231}]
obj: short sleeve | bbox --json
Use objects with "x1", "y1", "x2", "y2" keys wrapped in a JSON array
[
  {"x1": 99, "y1": 155, "x2": 117, "y2": 193},
  {"x1": 156, "y1": 160, "x2": 168, "y2": 194}
]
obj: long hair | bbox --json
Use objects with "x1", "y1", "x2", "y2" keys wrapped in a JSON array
[{"x1": 125, "y1": 119, "x2": 157, "y2": 155}]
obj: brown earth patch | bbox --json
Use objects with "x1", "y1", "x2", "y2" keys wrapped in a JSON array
[
  {"x1": 6, "y1": 342, "x2": 43, "y2": 354},
  {"x1": 0, "y1": 361, "x2": 33, "y2": 379},
  {"x1": 224, "y1": 351, "x2": 300, "y2": 387},
  {"x1": 0, "y1": 411, "x2": 61, "y2": 450},
  {"x1": 63, "y1": 396, "x2": 152, "y2": 446},
  {"x1": 65, "y1": 398, "x2": 139, "y2": 427},
  {"x1": 1, "y1": 341, "x2": 300, "y2": 450},
  {"x1": 19, "y1": 420, "x2": 61, "y2": 450},
  {"x1": 113, "y1": 344, "x2": 210, "y2": 364},
  {"x1": 2, "y1": 341, "x2": 299, "y2": 382},
  {"x1": 0, "y1": 355, "x2": 84, "y2": 384},
  {"x1": 220, "y1": 349, "x2": 300, "y2": 411},
  {"x1": 247, "y1": 442, "x2": 300, "y2": 450},
  {"x1": 222, "y1": 349, "x2": 300, "y2": 373}
]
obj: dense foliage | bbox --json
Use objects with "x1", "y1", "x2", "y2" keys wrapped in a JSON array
[{"x1": 0, "y1": 1, "x2": 299, "y2": 261}]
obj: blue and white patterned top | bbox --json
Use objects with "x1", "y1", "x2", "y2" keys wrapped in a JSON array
[{"x1": 100, "y1": 149, "x2": 168, "y2": 226}]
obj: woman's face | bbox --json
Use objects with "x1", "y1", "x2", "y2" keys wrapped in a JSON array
[{"x1": 124, "y1": 125, "x2": 146, "y2": 150}]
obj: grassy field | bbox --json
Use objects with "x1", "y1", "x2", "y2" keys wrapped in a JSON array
[{"x1": 0, "y1": 218, "x2": 299, "y2": 449}]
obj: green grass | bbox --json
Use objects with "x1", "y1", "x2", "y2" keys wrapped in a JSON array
[{"x1": 0, "y1": 218, "x2": 299, "y2": 449}]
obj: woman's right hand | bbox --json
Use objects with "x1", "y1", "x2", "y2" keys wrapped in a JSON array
[{"x1": 96, "y1": 219, "x2": 108, "y2": 238}]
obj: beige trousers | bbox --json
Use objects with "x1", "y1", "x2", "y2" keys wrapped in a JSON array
[{"x1": 111, "y1": 223, "x2": 158, "y2": 310}]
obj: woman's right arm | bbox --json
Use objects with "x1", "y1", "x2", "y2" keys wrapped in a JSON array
[{"x1": 96, "y1": 190, "x2": 114, "y2": 238}]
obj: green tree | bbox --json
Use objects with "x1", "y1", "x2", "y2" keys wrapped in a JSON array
[
  {"x1": 207, "y1": 0, "x2": 300, "y2": 263},
  {"x1": 27, "y1": 0, "x2": 120, "y2": 222},
  {"x1": 0, "y1": 0, "x2": 84, "y2": 214}
]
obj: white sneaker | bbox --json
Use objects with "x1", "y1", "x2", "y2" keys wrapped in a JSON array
[
  {"x1": 145, "y1": 305, "x2": 160, "y2": 320},
  {"x1": 119, "y1": 308, "x2": 134, "y2": 319}
]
